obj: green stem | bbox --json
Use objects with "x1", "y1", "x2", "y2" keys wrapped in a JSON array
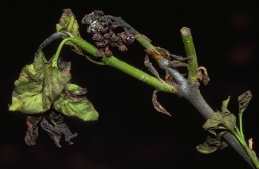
[
  {"x1": 231, "y1": 129, "x2": 259, "y2": 168},
  {"x1": 52, "y1": 37, "x2": 74, "y2": 67},
  {"x1": 135, "y1": 34, "x2": 161, "y2": 60},
  {"x1": 235, "y1": 126, "x2": 243, "y2": 139},
  {"x1": 102, "y1": 56, "x2": 176, "y2": 93},
  {"x1": 69, "y1": 37, "x2": 176, "y2": 93},
  {"x1": 239, "y1": 111, "x2": 244, "y2": 138},
  {"x1": 135, "y1": 34, "x2": 156, "y2": 49},
  {"x1": 180, "y1": 27, "x2": 198, "y2": 83}
]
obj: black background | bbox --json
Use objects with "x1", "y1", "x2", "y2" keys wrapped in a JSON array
[{"x1": 1, "y1": 1, "x2": 259, "y2": 169}]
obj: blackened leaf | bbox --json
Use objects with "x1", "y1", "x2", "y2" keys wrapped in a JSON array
[
  {"x1": 24, "y1": 116, "x2": 42, "y2": 146},
  {"x1": 238, "y1": 91, "x2": 252, "y2": 113},
  {"x1": 152, "y1": 90, "x2": 171, "y2": 116},
  {"x1": 9, "y1": 52, "x2": 71, "y2": 114},
  {"x1": 40, "y1": 116, "x2": 77, "y2": 148},
  {"x1": 54, "y1": 83, "x2": 99, "y2": 121},
  {"x1": 196, "y1": 136, "x2": 228, "y2": 154}
]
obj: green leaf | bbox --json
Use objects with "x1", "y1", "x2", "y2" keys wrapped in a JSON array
[
  {"x1": 9, "y1": 52, "x2": 71, "y2": 114},
  {"x1": 196, "y1": 135, "x2": 228, "y2": 154},
  {"x1": 53, "y1": 83, "x2": 99, "y2": 121}
]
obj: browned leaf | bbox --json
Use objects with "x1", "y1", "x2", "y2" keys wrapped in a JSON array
[
  {"x1": 238, "y1": 91, "x2": 252, "y2": 111},
  {"x1": 197, "y1": 66, "x2": 210, "y2": 85},
  {"x1": 248, "y1": 138, "x2": 257, "y2": 158},
  {"x1": 152, "y1": 90, "x2": 171, "y2": 116},
  {"x1": 169, "y1": 60, "x2": 188, "y2": 68}
]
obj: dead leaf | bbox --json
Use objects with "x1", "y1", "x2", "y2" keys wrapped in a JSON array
[
  {"x1": 248, "y1": 138, "x2": 257, "y2": 158},
  {"x1": 197, "y1": 66, "x2": 210, "y2": 85},
  {"x1": 152, "y1": 90, "x2": 171, "y2": 116},
  {"x1": 238, "y1": 91, "x2": 252, "y2": 111}
]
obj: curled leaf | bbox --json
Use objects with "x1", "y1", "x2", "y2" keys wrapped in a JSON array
[
  {"x1": 196, "y1": 136, "x2": 228, "y2": 154},
  {"x1": 24, "y1": 116, "x2": 42, "y2": 146},
  {"x1": 53, "y1": 83, "x2": 99, "y2": 121},
  {"x1": 238, "y1": 91, "x2": 252, "y2": 113},
  {"x1": 197, "y1": 66, "x2": 210, "y2": 85},
  {"x1": 248, "y1": 138, "x2": 257, "y2": 158},
  {"x1": 203, "y1": 96, "x2": 236, "y2": 133},
  {"x1": 152, "y1": 90, "x2": 171, "y2": 116},
  {"x1": 40, "y1": 113, "x2": 77, "y2": 148}
]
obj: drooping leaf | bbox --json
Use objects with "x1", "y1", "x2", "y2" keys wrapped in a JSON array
[
  {"x1": 197, "y1": 66, "x2": 210, "y2": 85},
  {"x1": 196, "y1": 135, "x2": 228, "y2": 154},
  {"x1": 238, "y1": 91, "x2": 252, "y2": 114},
  {"x1": 9, "y1": 52, "x2": 71, "y2": 114},
  {"x1": 152, "y1": 90, "x2": 171, "y2": 116},
  {"x1": 24, "y1": 115, "x2": 42, "y2": 146},
  {"x1": 40, "y1": 112, "x2": 77, "y2": 148},
  {"x1": 53, "y1": 83, "x2": 99, "y2": 121}
]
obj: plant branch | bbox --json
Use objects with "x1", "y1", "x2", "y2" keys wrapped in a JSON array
[
  {"x1": 180, "y1": 27, "x2": 198, "y2": 83},
  {"x1": 56, "y1": 11, "x2": 256, "y2": 168},
  {"x1": 68, "y1": 37, "x2": 177, "y2": 93}
]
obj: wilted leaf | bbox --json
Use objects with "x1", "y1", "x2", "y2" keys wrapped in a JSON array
[
  {"x1": 40, "y1": 115, "x2": 77, "y2": 148},
  {"x1": 197, "y1": 66, "x2": 210, "y2": 85},
  {"x1": 53, "y1": 83, "x2": 99, "y2": 121},
  {"x1": 248, "y1": 138, "x2": 257, "y2": 158},
  {"x1": 152, "y1": 90, "x2": 171, "y2": 116},
  {"x1": 24, "y1": 116, "x2": 42, "y2": 146},
  {"x1": 9, "y1": 52, "x2": 71, "y2": 114},
  {"x1": 196, "y1": 136, "x2": 228, "y2": 154},
  {"x1": 56, "y1": 8, "x2": 80, "y2": 37},
  {"x1": 169, "y1": 60, "x2": 188, "y2": 68},
  {"x1": 56, "y1": 9, "x2": 84, "y2": 55},
  {"x1": 203, "y1": 111, "x2": 236, "y2": 132},
  {"x1": 238, "y1": 91, "x2": 252, "y2": 113},
  {"x1": 203, "y1": 96, "x2": 236, "y2": 132}
]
